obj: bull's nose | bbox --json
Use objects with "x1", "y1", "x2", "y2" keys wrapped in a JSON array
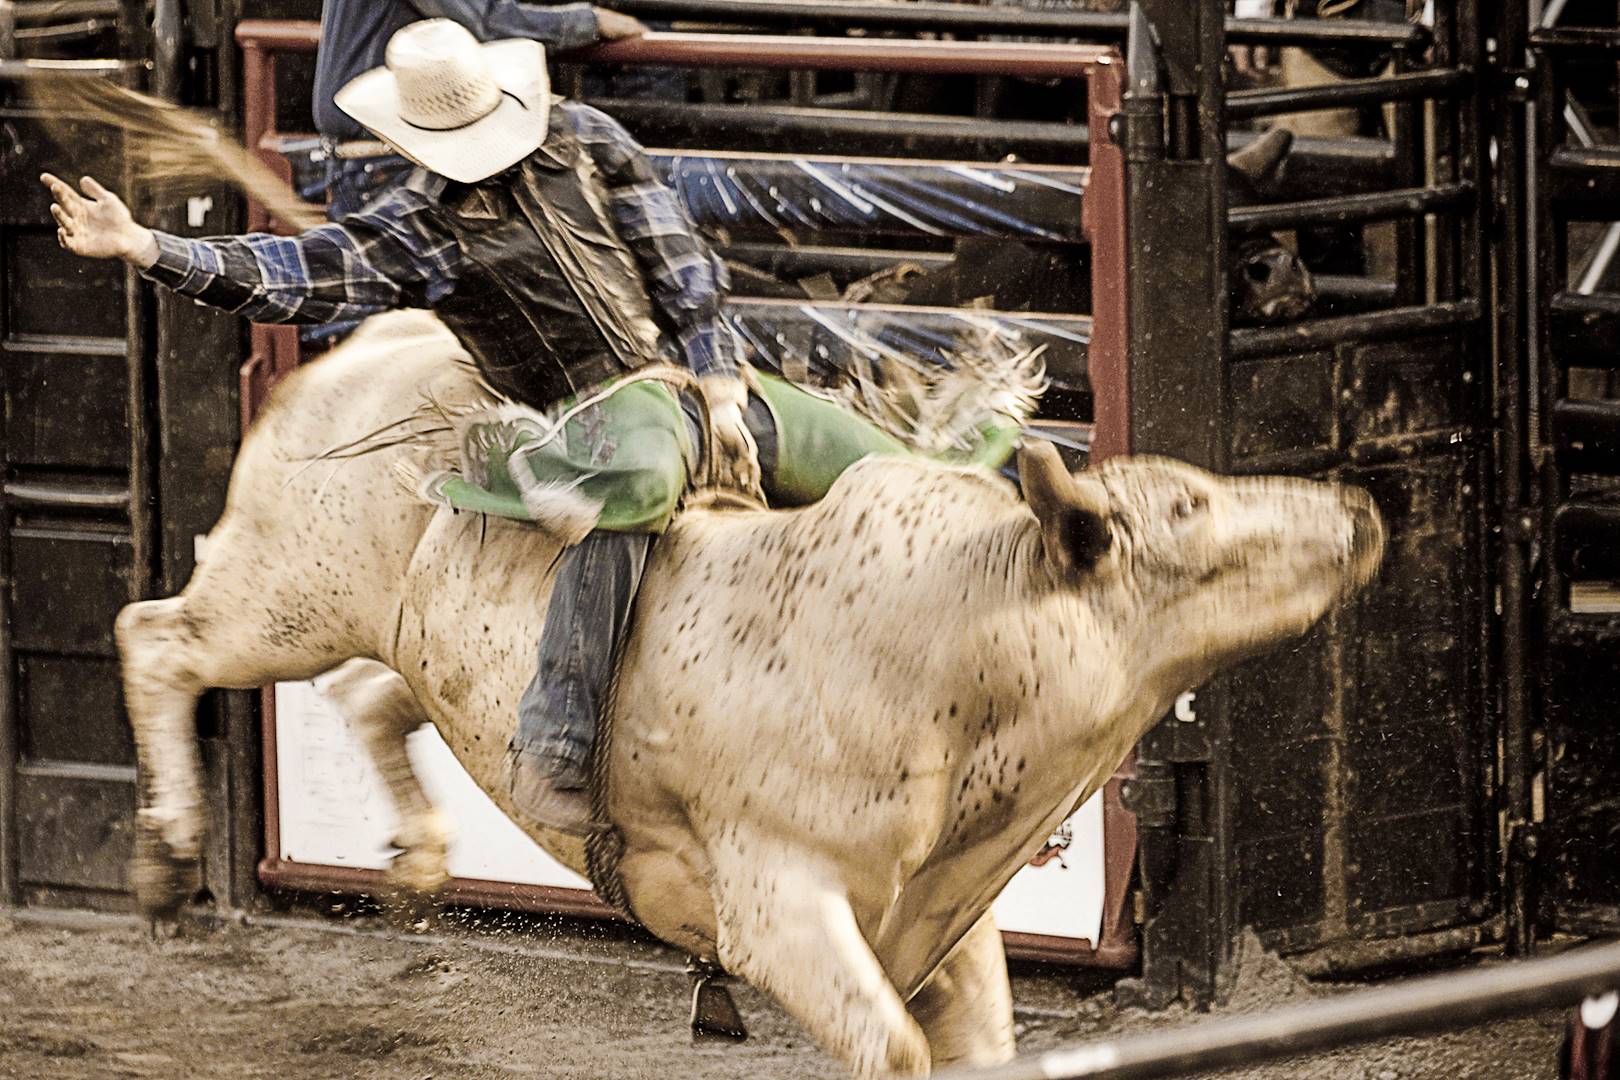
[{"x1": 1341, "y1": 487, "x2": 1386, "y2": 584}]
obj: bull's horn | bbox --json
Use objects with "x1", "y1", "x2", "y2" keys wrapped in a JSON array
[
  {"x1": 1017, "y1": 440, "x2": 1112, "y2": 575},
  {"x1": 1227, "y1": 128, "x2": 1293, "y2": 188}
]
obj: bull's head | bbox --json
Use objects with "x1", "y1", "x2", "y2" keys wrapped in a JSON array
[
  {"x1": 1227, "y1": 129, "x2": 1315, "y2": 325},
  {"x1": 1018, "y1": 441, "x2": 1383, "y2": 691}
]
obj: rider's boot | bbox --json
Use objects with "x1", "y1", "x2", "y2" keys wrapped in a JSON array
[{"x1": 509, "y1": 530, "x2": 653, "y2": 835}]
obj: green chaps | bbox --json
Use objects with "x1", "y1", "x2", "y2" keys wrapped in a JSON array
[{"x1": 433, "y1": 372, "x2": 1021, "y2": 531}]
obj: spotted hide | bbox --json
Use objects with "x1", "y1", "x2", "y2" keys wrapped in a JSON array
[{"x1": 116, "y1": 309, "x2": 1384, "y2": 1077}]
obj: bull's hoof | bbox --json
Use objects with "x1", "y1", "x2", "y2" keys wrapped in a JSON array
[{"x1": 130, "y1": 819, "x2": 201, "y2": 932}]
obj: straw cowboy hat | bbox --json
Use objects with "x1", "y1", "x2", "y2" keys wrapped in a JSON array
[{"x1": 335, "y1": 19, "x2": 550, "y2": 184}]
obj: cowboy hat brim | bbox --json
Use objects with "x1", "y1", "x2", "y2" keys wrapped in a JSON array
[{"x1": 334, "y1": 38, "x2": 549, "y2": 185}]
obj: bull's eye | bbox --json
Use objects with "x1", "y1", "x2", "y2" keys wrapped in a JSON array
[{"x1": 1171, "y1": 494, "x2": 1207, "y2": 521}]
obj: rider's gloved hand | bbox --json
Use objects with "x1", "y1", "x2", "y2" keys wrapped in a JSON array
[
  {"x1": 41, "y1": 174, "x2": 159, "y2": 267},
  {"x1": 699, "y1": 373, "x2": 765, "y2": 504}
]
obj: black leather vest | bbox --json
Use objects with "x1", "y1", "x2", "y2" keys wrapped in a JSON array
[{"x1": 431, "y1": 107, "x2": 666, "y2": 405}]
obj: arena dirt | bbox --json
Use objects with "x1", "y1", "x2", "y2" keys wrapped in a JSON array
[{"x1": 0, "y1": 909, "x2": 1565, "y2": 1079}]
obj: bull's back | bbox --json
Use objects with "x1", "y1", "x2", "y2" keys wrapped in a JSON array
[{"x1": 194, "y1": 312, "x2": 476, "y2": 663}]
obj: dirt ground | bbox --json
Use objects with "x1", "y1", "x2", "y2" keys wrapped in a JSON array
[{"x1": 0, "y1": 906, "x2": 1567, "y2": 1080}]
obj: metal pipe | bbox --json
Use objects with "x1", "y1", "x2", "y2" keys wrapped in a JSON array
[
  {"x1": 151, "y1": 0, "x2": 181, "y2": 101},
  {"x1": 614, "y1": 0, "x2": 1128, "y2": 36},
  {"x1": 1228, "y1": 182, "x2": 1473, "y2": 231},
  {"x1": 1227, "y1": 68, "x2": 1469, "y2": 120},
  {"x1": 1229, "y1": 300, "x2": 1480, "y2": 359},
  {"x1": 591, "y1": 97, "x2": 1089, "y2": 159},
  {"x1": 605, "y1": 0, "x2": 1424, "y2": 46},
  {"x1": 1, "y1": 482, "x2": 130, "y2": 511},
  {"x1": 1528, "y1": 26, "x2": 1620, "y2": 51},
  {"x1": 583, "y1": 32, "x2": 1111, "y2": 77},
  {"x1": 12, "y1": 0, "x2": 117, "y2": 23},
  {"x1": 0, "y1": 56, "x2": 130, "y2": 76},
  {"x1": 937, "y1": 939, "x2": 1620, "y2": 1080}
]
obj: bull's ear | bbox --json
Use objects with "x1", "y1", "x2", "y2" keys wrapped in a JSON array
[
  {"x1": 1227, "y1": 128, "x2": 1293, "y2": 194},
  {"x1": 1017, "y1": 441, "x2": 1112, "y2": 575}
]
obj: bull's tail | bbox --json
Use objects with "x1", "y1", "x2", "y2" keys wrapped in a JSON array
[
  {"x1": 833, "y1": 331, "x2": 1048, "y2": 457},
  {"x1": 31, "y1": 75, "x2": 324, "y2": 230}
]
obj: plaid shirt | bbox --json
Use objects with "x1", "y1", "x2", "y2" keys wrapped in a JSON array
[{"x1": 143, "y1": 102, "x2": 741, "y2": 378}]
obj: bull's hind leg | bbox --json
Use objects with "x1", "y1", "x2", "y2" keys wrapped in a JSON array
[
  {"x1": 315, "y1": 660, "x2": 451, "y2": 895},
  {"x1": 907, "y1": 911, "x2": 1016, "y2": 1069},
  {"x1": 711, "y1": 853, "x2": 930, "y2": 1077},
  {"x1": 116, "y1": 524, "x2": 385, "y2": 920}
]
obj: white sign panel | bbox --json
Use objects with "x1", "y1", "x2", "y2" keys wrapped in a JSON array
[{"x1": 274, "y1": 680, "x2": 1105, "y2": 944}]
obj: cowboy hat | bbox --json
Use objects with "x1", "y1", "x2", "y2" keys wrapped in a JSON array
[{"x1": 334, "y1": 19, "x2": 550, "y2": 185}]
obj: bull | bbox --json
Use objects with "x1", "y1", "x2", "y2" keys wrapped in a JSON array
[{"x1": 118, "y1": 310, "x2": 1382, "y2": 1076}]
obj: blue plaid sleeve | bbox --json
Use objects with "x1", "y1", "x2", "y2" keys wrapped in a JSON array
[
  {"x1": 140, "y1": 187, "x2": 460, "y2": 325},
  {"x1": 563, "y1": 102, "x2": 741, "y2": 379}
]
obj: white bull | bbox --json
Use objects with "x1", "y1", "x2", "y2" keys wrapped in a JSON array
[{"x1": 117, "y1": 310, "x2": 1383, "y2": 1076}]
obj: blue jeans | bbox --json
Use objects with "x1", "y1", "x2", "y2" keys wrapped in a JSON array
[{"x1": 510, "y1": 396, "x2": 779, "y2": 784}]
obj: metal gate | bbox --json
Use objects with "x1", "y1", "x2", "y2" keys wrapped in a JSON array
[
  {"x1": 1515, "y1": 0, "x2": 1620, "y2": 942},
  {"x1": 1116, "y1": 0, "x2": 1500, "y2": 1006},
  {"x1": 0, "y1": 0, "x2": 255, "y2": 911}
]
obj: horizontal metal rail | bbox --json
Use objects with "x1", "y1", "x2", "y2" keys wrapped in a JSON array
[
  {"x1": 1552, "y1": 399, "x2": 1620, "y2": 475},
  {"x1": 13, "y1": 16, "x2": 109, "y2": 41},
  {"x1": 233, "y1": 21, "x2": 1113, "y2": 77},
  {"x1": 1229, "y1": 300, "x2": 1480, "y2": 359},
  {"x1": 2, "y1": 481, "x2": 129, "y2": 512},
  {"x1": 1550, "y1": 291, "x2": 1620, "y2": 367},
  {"x1": 1530, "y1": 26, "x2": 1620, "y2": 52},
  {"x1": 0, "y1": 55, "x2": 132, "y2": 77},
  {"x1": 938, "y1": 939, "x2": 1620, "y2": 1080},
  {"x1": 1228, "y1": 182, "x2": 1473, "y2": 232},
  {"x1": 1227, "y1": 68, "x2": 1469, "y2": 120},
  {"x1": 1547, "y1": 146, "x2": 1620, "y2": 214},
  {"x1": 593, "y1": 97, "x2": 1088, "y2": 160},
  {"x1": 607, "y1": 0, "x2": 1426, "y2": 48},
  {"x1": 13, "y1": 0, "x2": 117, "y2": 24},
  {"x1": 585, "y1": 31, "x2": 1111, "y2": 76}
]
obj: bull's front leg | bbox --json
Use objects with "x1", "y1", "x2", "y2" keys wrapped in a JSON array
[
  {"x1": 907, "y1": 911, "x2": 1016, "y2": 1069},
  {"x1": 315, "y1": 660, "x2": 451, "y2": 895},
  {"x1": 710, "y1": 852, "x2": 930, "y2": 1077}
]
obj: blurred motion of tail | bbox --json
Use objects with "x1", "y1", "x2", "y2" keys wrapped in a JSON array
[{"x1": 30, "y1": 75, "x2": 323, "y2": 230}]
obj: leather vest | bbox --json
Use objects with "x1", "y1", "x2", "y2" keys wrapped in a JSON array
[{"x1": 431, "y1": 107, "x2": 666, "y2": 405}]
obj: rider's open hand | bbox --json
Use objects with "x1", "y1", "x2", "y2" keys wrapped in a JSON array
[
  {"x1": 593, "y1": 9, "x2": 649, "y2": 40},
  {"x1": 40, "y1": 173, "x2": 158, "y2": 266},
  {"x1": 700, "y1": 374, "x2": 765, "y2": 504}
]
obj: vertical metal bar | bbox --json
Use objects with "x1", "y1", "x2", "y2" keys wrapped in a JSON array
[
  {"x1": 1440, "y1": 0, "x2": 1500, "y2": 933},
  {"x1": 0, "y1": 2, "x2": 16, "y2": 61},
  {"x1": 1496, "y1": 0, "x2": 1538, "y2": 957},
  {"x1": 1086, "y1": 55, "x2": 1130, "y2": 462},
  {"x1": 0, "y1": 214, "x2": 14, "y2": 907},
  {"x1": 152, "y1": 0, "x2": 182, "y2": 101},
  {"x1": 1118, "y1": 0, "x2": 1234, "y2": 1010},
  {"x1": 1389, "y1": 48, "x2": 1427, "y2": 305}
]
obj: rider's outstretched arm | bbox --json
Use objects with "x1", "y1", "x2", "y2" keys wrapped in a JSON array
[{"x1": 40, "y1": 172, "x2": 457, "y2": 326}]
